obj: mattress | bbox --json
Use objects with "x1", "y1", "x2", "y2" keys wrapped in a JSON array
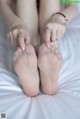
[{"x1": 0, "y1": 13, "x2": 80, "y2": 119}]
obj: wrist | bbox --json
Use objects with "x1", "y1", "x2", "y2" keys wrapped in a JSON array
[
  {"x1": 11, "y1": 22, "x2": 26, "y2": 30},
  {"x1": 51, "y1": 12, "x2": 68, "y2": 25}
]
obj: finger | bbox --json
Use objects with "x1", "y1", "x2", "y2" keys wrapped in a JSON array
[
  {"x1": 12, "y1": 29, "x2": 19, "y2": 47},
  {"x1": 45, "y1": 28, "x2": 51, "y2": 48},
  {"x1": 45, "y1": 29, "x2": 51, "y2": 42},
  {"x1": 52, "y1": 29, "x2": 57, "y2": 42},
  {"x1": 7, "y1": 33, "x2": 10, "y2": 39},
  {"x1": 57, "y1": 25, "x2": 65, "y2": 39},
  {"x1": 18, "y1": 33, "x2": 25, "y2": 51},
  {"x1": 9, "y1": 32, "x2": 14, "y2": 46},
  {"x1": 45, "y1": 23, "x2": 53, "y2": 48},
  {"x1": 61, "y1": 27, "x2": 65, "y2": 36},
  {"x1": 56, "y1": 25, "x2": 60, "y2": 39},
  {"x1": 57, "y1": 29, "x2": 62, "y2": 40},
  {"x1": 13, "y1": 29, "x2": 19, "y2": 39},
  {"x1": 24, "y1": 31, "x2": 30, "y2": 44}
]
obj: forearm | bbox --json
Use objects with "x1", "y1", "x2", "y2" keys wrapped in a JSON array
[
  {"x1": 61, "y1": 4, "x2": 78, "y2": 22},
  {"x1": 0, "y1": 1, "x2": 23, "y2": 30}
]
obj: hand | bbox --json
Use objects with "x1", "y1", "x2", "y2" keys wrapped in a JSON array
[
  {"x1": 7, "y1": 25, "x2": 30, "y2": 50},
  {"x1": 43, "y1": 22, "x2": 66, "y2": 48}
]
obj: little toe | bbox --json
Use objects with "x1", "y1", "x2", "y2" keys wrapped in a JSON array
[
  {"x1": 54, "y1": 48, "x2": 63, "y2": 60},
  {"x1": 54, "y1": 48, "x2": 59, "y2": 53}
]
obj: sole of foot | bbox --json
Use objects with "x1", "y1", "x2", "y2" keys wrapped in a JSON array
[
  {"x1": 13, "y1": 44, "x2": 39, "y2": 97},
  {"x1": 38, "y1": 43, "x2": 63, "y2": 95}
]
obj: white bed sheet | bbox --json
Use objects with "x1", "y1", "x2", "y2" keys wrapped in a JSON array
[{"x1": 0, "y1": 13, "x2": 80, "y2": 119}]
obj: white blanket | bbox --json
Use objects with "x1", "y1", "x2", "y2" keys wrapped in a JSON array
[{"x1": 0, "y1": 14, "x2": 80, "y2": 119}]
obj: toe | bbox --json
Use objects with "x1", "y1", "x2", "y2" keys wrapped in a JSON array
[
  {"x1": 39, "y1": 43, "x2": 48, "y2": 55},
  {"x1": 50, "y1": 45, "x2": 63, "y2": 60},
  {"x1": 13, "y1": 52, "x2": 18, "y2": 62},
  {"x1": 50, "y1": 45, "x2": 56, "y2": 51},
  {"x1": 25, "y1": 44, "x2": 36, "y2": 55},
  {"x1": 18, "y1": 48, "x2": 22, "y2": 56},
  {"x1": 54, "y1": 48, "x2": 63, "y2": 60},
  {"x1": 13, "y1": 48, "x2": 22, "y2": 62},
  {"x1": 50, "y1": 45, "x2": 59, "y2": 54}
]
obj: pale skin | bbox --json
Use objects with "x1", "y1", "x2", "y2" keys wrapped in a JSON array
[{"x1": 0, "y1": 0, "x2": 78, "y2": 96}]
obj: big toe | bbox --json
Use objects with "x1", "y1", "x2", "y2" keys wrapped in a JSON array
[
  {"x1": 13, "y1": 48, "x2": 22, "y2": 62},
  {"x1": 25, "y1": 44, "x2": 36, "y2": 55},
  {"x1": 39, "y1": 43, "x2": 48, "y2": 55}
]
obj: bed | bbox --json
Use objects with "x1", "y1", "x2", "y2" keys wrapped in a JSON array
[{"x1": 0, "y1": 11, "x2": 80, "y2": 119}]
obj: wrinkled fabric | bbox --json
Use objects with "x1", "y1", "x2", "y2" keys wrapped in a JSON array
[{"x1": 0, "y1": 14, "x2": 80, "y2": 119}]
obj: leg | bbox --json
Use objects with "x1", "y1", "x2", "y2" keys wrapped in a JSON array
[
  {"x1": 38, "y1": 0, "x2": 63, "y2": 95},
  {"x1": 39, "y1": 0, "x2": 60, "y2": 40},
  {"x1": 13, "y1": 44, "x2": 39, "y2": 97},
  {"x1": 13, "y1": 0, "x2": 39, "y2": 97},
  {"x1": 16, "y1": 0, "x2": 39, "y2": 48}
]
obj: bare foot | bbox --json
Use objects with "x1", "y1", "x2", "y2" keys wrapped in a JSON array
[
  {"x1": 13, "y1": 44, "x2": 39, "y2": 97},
  {"x1": 38, "y1": 43, "x2": 63, "y2": 95}
]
